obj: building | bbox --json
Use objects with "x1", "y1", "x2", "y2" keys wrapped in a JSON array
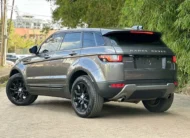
[
  {"x1": 14, "y1": 28, "x2": 56, "y2": 41},
  {"x1": 13, "y1": 15, "x2": 60, "y2": 41},
  {"x1": 13, "y1": 15, "x2": 53, "y2": 29}
]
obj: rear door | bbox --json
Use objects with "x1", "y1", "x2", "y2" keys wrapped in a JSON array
[
  {"x1": 104, "y1": 31, "x2": 176, "y2": 84},
  {"x1": 49, "y1": 32, "x2": 82, "y2": 97}
]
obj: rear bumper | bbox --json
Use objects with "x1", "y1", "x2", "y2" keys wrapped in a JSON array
[
  {"x1": 96, "y1": 81, "x2": 175, "y2": 100},
  {"x1": 111, "y1": 83, "x2": 175, "y2": 100}
]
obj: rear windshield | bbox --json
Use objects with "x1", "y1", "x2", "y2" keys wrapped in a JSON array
[{"x1": 104, "y1": 32, "x2": 166, "y2": 47}]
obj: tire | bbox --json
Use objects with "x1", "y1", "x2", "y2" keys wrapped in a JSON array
[
  {"x1": 71, "y1": 75, "x2": 103, "y2": 118},
  {"x1": 6, "y1": 73, "x2": 38, "y2": 106},
  {"x1": 142, "y1": 93, "x2": 174, "y2": 112}
]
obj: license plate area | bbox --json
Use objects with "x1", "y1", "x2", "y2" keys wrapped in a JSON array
[{"x1": 135, "y1": 56, "x2": 165, "y2": 69}]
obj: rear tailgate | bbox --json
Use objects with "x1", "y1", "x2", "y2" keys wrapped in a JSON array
[{"x1": 103, "y1": 30, "x2": 176, "y2": 84}]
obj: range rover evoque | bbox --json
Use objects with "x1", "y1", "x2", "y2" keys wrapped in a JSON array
[{"x1": 6, "y1": 28, "x2": 177, "y2": 118}]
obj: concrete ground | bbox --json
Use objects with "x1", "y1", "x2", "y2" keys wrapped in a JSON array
[{"x1": 0, "y1": 87, "x2": 190, "y2": 138}]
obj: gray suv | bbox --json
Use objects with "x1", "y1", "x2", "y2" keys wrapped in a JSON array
[{"x1": 6, "y1": 28, "x2": 177, "y2": 118}]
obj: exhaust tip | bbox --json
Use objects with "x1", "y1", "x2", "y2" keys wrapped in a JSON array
[{"x1": 118, "y1": 96, "x2": 126, "y2": 102}]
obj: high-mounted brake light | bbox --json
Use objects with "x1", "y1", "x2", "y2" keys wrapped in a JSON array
[
  {"x1": 172, "y1": 56, "x2": 177, "y2": 63},
  {"x1": 98, "y1": 55, "x2": 123, "y2": 62},
  {"x1": 130, "y1": 30, "x2": 154, "y2": 35}
]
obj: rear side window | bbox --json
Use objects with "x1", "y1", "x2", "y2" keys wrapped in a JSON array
[
  {"x1": 95, "y1": 32, "x2": 105, "y2": 46},
  {"x1": 82, "y1": 32, "x2": 105, "y2": 47},
  {"x1": 83, "y1": 32, "x2": 96, "y2": 47},
  {"x1": 105, "y1": 32, "x2": 166, "y2": 47},
  {"x1": 60, "y1": 32, "x2": 81, "y2": 50}
]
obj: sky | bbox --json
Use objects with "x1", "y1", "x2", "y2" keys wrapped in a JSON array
[{"x1": 7, "y1": 0, "x2": 54, "y2": 20}]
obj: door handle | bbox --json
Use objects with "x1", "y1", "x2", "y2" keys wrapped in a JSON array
[{"x1": 69, "y1": 51, "x2": 77, "y2": 56}]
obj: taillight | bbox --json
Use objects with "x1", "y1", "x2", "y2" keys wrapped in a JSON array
[
  {"x1": 110, "y1": 83, "x2": 125, "y2": 88},
  {"x1": 172, "y1": 56, "x2": 177, "y2": 63},
  {"x1": 98, "y1": 55, "x2": 123, "y2": 62},
  {"x1": 174, "y1": 81, "x2": 178, "y2": 86}
]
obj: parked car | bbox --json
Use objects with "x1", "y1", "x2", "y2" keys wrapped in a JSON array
[
  {"x1": 6, "y1": 28, "x2": 177, "y2": 118},
  {"x1": 6, "y1": 53, "x2": 18, "y2": 62},
  {"x1": 6, "y1": 60, "x2": 15, "y2": 67},
  {"x1": 17, "y1": 54, "x2": 31, "y2": 59}
]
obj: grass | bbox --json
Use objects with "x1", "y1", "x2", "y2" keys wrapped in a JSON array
[
  {"x1": 0, "y1": 81, "x2": 7, "y2": 87},
  {"x1": 0, "y1": 65, "x2": 11, "y2": 86},
  {"x1": 177, "y1": 84, "x2": 190, "y2": 96},
  {"x1": 0, "y1": 65, "x2": 10, "y2": 69},
  {"x1": 0, "y1": 75, "x2": 8, "y2": 84}
]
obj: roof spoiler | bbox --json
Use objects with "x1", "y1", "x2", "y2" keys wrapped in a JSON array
[{"x1": 103, "y1": 30, "x2": 162, "y2": 38}]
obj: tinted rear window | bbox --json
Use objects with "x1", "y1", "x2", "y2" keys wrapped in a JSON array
[
  {"x1": 105, "y1": 32, "x2": 166, "y2": 47},
  {"x1": 83, "y1": 32, "x2": 96, "y2": 47},
  {"x1": 95, "y1": 32, "x2": 105, "y2": 46}
]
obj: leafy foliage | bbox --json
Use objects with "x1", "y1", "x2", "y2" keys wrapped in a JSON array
[
  {"x1": 7, "y1": 21, "x2": 40, "y2": 53},
  {"x1": 49, "y1": 0, "x2": 125, "y2": 28},
  {"x1": 41, "y1": 26, "x2": 51, "y2": 37}
]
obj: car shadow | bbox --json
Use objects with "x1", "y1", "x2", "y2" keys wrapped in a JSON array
[
  {"x1": 31, "y1": 98, "x2": 178, "y2": 118},
  {"x1": 32, "y1": 98, "x2": 73, "y2": 113},
  {"x1": 101, "y1": 102, "x2": 177, "y2": 118}
]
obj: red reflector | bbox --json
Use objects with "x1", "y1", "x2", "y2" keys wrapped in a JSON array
[
  {"x1": 174, "y1": 81, "x2": 178, "y2": 86},
  {"x1": 110, "y1": 83, "x2": 125, "y2": 88},
  {"x1": 172, "y1": 56, "x2": 177, "y2": 63},
  {"x1": 130, "y1": 30, "x2": 154, "y2": 35}
]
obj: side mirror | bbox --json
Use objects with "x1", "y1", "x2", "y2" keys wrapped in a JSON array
[{"x1": 29, "y1": 45, "x2": 38, "y2": 54}]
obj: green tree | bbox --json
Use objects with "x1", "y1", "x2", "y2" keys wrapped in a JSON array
[
  {"x1": 41, "y1": 26, "x2": 51, "y2": 38},
  {"x1": 48, "y1": 0, "x2": 125, "y2": 28},
  {"x1": 8, "y1": 33, "x2": 35, "y2": 52},
  {"x1": 0, "y1": 20, "x2": 39, "y2": 53}
]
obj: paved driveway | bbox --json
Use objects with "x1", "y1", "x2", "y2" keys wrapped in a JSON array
[{"x1": 0, "y1": 87, "x2": 190, "y2": 138}]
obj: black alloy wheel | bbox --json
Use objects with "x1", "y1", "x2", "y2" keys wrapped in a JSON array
[
  {"x1": 73, "y1": 82, "x2": 90, "y2": 113},
  {"x1": 6, "y1": 73, "x2": 38, "y2": 105},
  {"x1": 142, "y1": 93, "x2": 174, "y2": 112},
  {"x1": 9, "y1": 78, "x2": 28, "y2": 102},
  {"x1": 71, "y1": 75, "x2": 103, "y2": 118}
]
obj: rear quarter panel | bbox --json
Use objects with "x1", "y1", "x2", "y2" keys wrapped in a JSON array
[{"x1": 79, "y1": 46, "x2": 124, "y2": 82}]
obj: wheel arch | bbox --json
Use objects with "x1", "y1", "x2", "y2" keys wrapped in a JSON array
[
  {"x1": 9, "y1": 62, "x2": 26, "y2": 79},
  {"x1": 67, "y1": 57, "x2": 106, "y2": 94},
  {"x1": 9, "y1": 69, "x2": 21, "y2": 77},
  {"x1": 9, "y1": 66, "x2": 28, "y2": 91},
  {"x1": 68, "y1": 69, "x2": 95, "y2": 93}
]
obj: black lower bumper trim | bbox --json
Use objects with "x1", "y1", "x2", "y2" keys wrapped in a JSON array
[{"x1": 96, "y1": 80, "x2": 175, "y2": 100}]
